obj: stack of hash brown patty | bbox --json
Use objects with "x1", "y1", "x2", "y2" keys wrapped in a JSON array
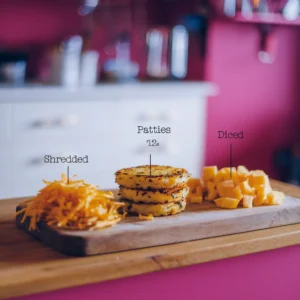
[{"x1": 115, "y1": 165, "x2": 190, "y2": 216}]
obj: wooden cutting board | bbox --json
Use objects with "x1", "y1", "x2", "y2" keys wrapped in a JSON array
[{"x1": 16, "y1": 194, "x2": 300, "y2": 256}]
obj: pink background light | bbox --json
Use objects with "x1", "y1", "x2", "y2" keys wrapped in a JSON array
[
  {"x1": 12, "y1": 244, "x2": 300, "y2": 300},
  {"x1": 205, "y1": 21, "x2": 300, "y2": 178}
]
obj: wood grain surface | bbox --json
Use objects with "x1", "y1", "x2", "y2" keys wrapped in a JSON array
[
  {"x1": 1, "y1": 180, "x2": 300, "y2": 298},
  {"x1": 15, "y1": 192, "x2": 300, "y2": 256}
]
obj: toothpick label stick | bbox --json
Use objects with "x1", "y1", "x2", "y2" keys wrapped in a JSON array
[
  {"x1": 150, "y1": 154, "x2": 152, "y2": 177},
  {"x1": 230, "y1": 144, "x2": 232, "y2": 178}
]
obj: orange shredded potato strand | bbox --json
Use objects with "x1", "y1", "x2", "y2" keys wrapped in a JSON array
[
  {"x1": 138, "y1": 214, "x2": 154, "y2": 221},
  {"x1": 16, "y1": 174, "x2": 125, "y2": 231}
]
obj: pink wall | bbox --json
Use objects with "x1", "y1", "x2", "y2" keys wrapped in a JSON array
[
  {"x1": 0, "y1": 0, "x2": 81, "y2": 47},
  {"x1": 13, "y1": 244, "x2": 300, "y2": 300},
  {"x1": 204, "y1": 21, "x2": 300, "y2": 178}
]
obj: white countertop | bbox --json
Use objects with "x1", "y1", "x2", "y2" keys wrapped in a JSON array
[{"x1": 0, "y1": 81, "x2": 218, "y2": 103}]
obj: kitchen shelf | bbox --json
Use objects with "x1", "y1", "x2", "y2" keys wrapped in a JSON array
[{"x1": 232, "y1": 12, "x2": 300, "y2": 26}]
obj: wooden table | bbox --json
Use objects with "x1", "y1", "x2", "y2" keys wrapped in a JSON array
[{"x1": 1, "y1": 180, "x2": 300, "y2": 299}]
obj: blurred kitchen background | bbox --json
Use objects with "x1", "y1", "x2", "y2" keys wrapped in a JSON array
[{"x1": 1, "y1": 0, "x2": 300, "y2": 198}]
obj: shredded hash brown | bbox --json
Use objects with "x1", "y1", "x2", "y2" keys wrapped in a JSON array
[
  {"x1": 138, "y1": 214, "x2": 154, "y2": 221},
  {"x1": 16, "y1": 174, "x2": 125, "y2": 231}
]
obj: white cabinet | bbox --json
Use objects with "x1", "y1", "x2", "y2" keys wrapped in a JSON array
[
  {"x1": 0, "y1": 83, "x2": 216, "y2": 198},
  {"x1": 0, "y1": 144, "x2": 13, "y2": 198},
  {"x1": 0, "y1": 103, "x2": 12, "y2": 140},
  {"x1": 0, "y1": 104, "x2": 13, "y2": 198},
  {"x1": 13, "y1": 101, "x2": 121, "y2": 141}
]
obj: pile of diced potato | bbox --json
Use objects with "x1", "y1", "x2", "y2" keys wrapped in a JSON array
[{"x1": 187, "y1": 166, "x2": 284, "y2": 209}]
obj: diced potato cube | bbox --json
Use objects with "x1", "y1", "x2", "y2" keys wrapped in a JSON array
[
  {"x1": 253, "y1": 185, "x2": 269, "y2": 206},
  {"x1": 242, "y1": 195, "x2": 254, "y2": 208},
  {"x1": 195, "y1": 186, "x2": 202, "y2": 195},
  {"x1": 189, "y1": 195, "x2": 203, "y2": 204},
  {"x1": 220, "y1": 179, "x2": 233, "y2": 188},
  {"x1": 253, "y1": 196, "x2": 262, "y2": 206},
  {"x1": 217, "y1": 179, "x2": 234, "y2": 194},
  {"x1": 205, "y1": 181, "x2": 217, "y2": 201},
  {"x1": 214, "y1": 168, "x2": 228, "y2": 182},
  {"x1": 216, "y1": 180, "x2": 243, "y2": 200},
  {"x1": 239, "y1": 180, "x2": 255, "y2": 195},
  {"x1": 237, "y1": 166, "x2": 249, "y2": 175},
  {"x1": 221, "y1": 167, "x2": 232, "y2": 181},
  {"x1": 248, "y1": 170, "x2": 269, "y2": 188},
  {"x1": 214, "y1": 197, "x2": 240, "y2": 209},
  {"x1": 234, "y1": 186, "x2": 243, "y2": 200},
  {"x1": 254, "y1": 184, "x2": 272, "y2": 206},
  {"x1": 266, "y1": 191, "x2": 284, "y2": 205},
  {"x1": 206, "y1": 191, "x2": 218, "y2": 201},
  {"x1": 264, "y1": 183, "x2": 273, "y2": 195},
  {"x1": 187, "y1": 178, "x2": 202, "y2": 193},
  {"x1": 225, "y1": 167, "x2": 238, "y2": 183},
  {"x1": 254, "y1": 170, "x2": 266, "y2": 175},
  {"x1": 214, "y1": 167, "x2": 238, "y2": 183},
  {"x1": 202, "y1": 166, "x2": 218, "y2": 181},
  {"x1": 187, "y1": 178, "x2": 199, "y2": 188},
  {"x1": 229, "y1": 168, "x2": 238, "y2": 183},
  {"x1": 186, "y1": 178, "x2": 204, "y2": 202},
  {"x1": 237, "y1": 165, "x2": 249, "y2": 178},
  {"x1": 206, "y1": 181, "x2": 215, "y2": 189}
]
